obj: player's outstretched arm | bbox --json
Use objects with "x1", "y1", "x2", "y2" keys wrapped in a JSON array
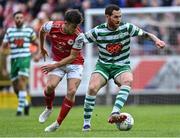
[
  {"x1": 54, "y1": 49, "x2": 80, "y2": 67},
  {"x1": 41, "y1": 49, "x2": 80, "y2": 74},
  {"x1": 142, "y1": 31, "x2": 165, "y2": 49}
]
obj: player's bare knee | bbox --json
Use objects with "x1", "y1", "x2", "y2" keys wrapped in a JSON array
[
  {"x1": 88, "y1": 84, "x2": 98, "y2": 95},
  {"x1": 121, "y1": 79, "x2": 133, "y2": 86},
  {"x1": 19, "y1": 76, "x2": 28, "y2": 84},
  {"x1": 45, "y1": 85, "x2": 56, "y2": 94},
  {"x1": 67, "y1": 87, "x2": 76, "y2": 96},
  {"x1": 67, "y1": 92, "x2": 76, "y2": 100}
]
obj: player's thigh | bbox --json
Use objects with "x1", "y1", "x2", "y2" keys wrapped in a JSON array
[
  {"x1": 47, "y1": 66, "x2": 66, "y2": 88},
  {"x1": 67, "y1": 78, "x2": 81, "y2": 93},
  {"x1": 46, "y1": 74, "x2": 62, "y2": 89},
  {"x1": 66, "y1": 64, "x2": 83, "y2": 92},
  {"x1": 88, "y1": 73, "x2": 107, "y2": 93},
  {"x1": 115, "y1": 71, "x2": 133, "y2": 86},
  {"x1": 45, "y1": 74, "x2": 62, "y2": 93}
]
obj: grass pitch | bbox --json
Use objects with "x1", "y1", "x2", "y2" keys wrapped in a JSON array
[{"x1": 0, "y1": 105, "x2": 180, "y2": 137}]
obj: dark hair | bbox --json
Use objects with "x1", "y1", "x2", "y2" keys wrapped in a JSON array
[
  {"x1": 64, "y1": 9, "x2": 83, "y2": 25},
  {"x1": 13, "y1": 11, "x2": 23, "y2": 17},
  {"x1": 105, "y1": 4, "x2": 120, "y2": 16}
]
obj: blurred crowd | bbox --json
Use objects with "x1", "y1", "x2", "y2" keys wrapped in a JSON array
[
  {"x1": 125, "y1": 12, "x2": 180, "y2": 56},
  {"x1": 0, "y1": 0, "x2": 179, "y2": 56},
  {"x1": 0, "y1": 0, "x2": 180, "y2": 39},
  {"x1": 0, "y1": 0, "x2": 180, "y2": 42}
]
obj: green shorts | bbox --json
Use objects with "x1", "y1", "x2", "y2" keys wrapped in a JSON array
[
  {"x1": 93, "y1": 61, "x2": 131, "y2": 81},
  {"x1": 10, "y1": 56, "x2": 31, "y2": 81}
]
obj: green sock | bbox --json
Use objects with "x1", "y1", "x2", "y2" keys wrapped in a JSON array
[
  {"x1": 83, "y1": 94, "x2": 96, "y2": 126},
  {"x1": 17, "y1": 91, "x2": 27, "y2": 112},
  {"x1": 112, "y1": 85, "x2": 131, "y2": 113}
]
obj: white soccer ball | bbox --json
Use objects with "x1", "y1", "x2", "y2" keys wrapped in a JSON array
[{"x1": 115, "y1": 112, "x2": 134, "y2": 131}]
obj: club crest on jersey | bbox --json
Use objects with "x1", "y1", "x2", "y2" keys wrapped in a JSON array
[{"x1": 68, "y1": 39, "x2": 74, "y2": 45}]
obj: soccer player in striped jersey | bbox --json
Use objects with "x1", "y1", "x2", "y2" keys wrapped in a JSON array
[
  {"x1": 38, "y1": 9, "x2": 84, "y2": 132},
  {"x1": 72, "y1": 4, "x2": 165, "y2": 131},
  {"x1": 1, "y1": 11, "x2": 39, "y2": 116}
]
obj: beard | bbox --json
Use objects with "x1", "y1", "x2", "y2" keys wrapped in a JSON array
[
  {"x1": 16, "y1": 22, "x2": 23, "y2": 28},
  {"x1": 108, "y1": 20, "x2": 120, "y2": 30}
]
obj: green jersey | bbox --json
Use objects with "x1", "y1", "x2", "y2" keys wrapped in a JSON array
[
  {"x1": 3, "y1": 25, "x2": 36, "y2": 59},
  {"x1": 73, "y1": 22, "x2": 144, "y2": 66}
]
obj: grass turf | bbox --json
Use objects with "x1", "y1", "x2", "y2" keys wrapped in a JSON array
[{"x1": 0, "y1": 105, "x2": 180, "y2": 137}]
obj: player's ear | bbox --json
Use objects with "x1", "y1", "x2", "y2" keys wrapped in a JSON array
[{"x1": 106, "y1": 14, "x2": 110, "y2": 20}]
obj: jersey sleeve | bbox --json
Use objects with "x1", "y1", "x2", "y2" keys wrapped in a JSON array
[
  {"x1": 42, "y1": 21, "x2": 53, "y2": 33},
  {"x1": 73, "y1": 28, "x2": 98, "y2": 50},
  {"x1": 127, "y1": 23, "x2": 144, "y2": 37},
  {"x1": 72, "y1": 33, "x2": 85, "y2": 50},
  {"x1": 84, "y1": 28, "x2": 98, "y2": 43}
]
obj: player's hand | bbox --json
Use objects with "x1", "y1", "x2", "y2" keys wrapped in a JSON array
[
  {"x1": 40, "y1": 48, "x2": 49, "y2": 61},
  {"x1": 41, "y1": 64, "x2": 57, "y2": 74},
  {"x1": 155, "y1": 40, "x2": 165, "y2": 49}
]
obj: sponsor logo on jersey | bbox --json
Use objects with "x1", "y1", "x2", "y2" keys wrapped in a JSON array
[{"x1": 106, "y1": 43, "x2": 123, "y2": 55}]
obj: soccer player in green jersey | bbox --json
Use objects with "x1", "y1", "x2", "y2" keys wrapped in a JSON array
[
  {"x1": 0, "y1": 11, "x2": 39, "y2": 116},
  {"x1": 79, "y1": 4, "x2": 165, "y2": 131},
  {"x1": 73, "y1": 4, "x2": 165, "y2": 131}
]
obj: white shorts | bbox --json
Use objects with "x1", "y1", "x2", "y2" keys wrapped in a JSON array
[{"x1": 48, "y1": 62, "x2": 83, "y2": 79}]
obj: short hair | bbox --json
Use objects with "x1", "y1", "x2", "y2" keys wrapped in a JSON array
[
  {"x1": 105, "y1": 4, "x2": 120, "y2": 16},
  {"x1": 64, "y1": 9, "x2": 83, "y2": 25},
  {"x1": 13, "y1": 11, "x2": 23, "y2": 17}
]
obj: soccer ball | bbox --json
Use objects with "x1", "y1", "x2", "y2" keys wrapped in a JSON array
[{"x1": 115, "y1": 112, "x2": 134, "y2": 131}]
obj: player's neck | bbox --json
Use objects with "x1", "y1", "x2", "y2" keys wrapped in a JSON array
[{"x1": 107, "y1": 24, "x2": 117, "y2": 31}]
